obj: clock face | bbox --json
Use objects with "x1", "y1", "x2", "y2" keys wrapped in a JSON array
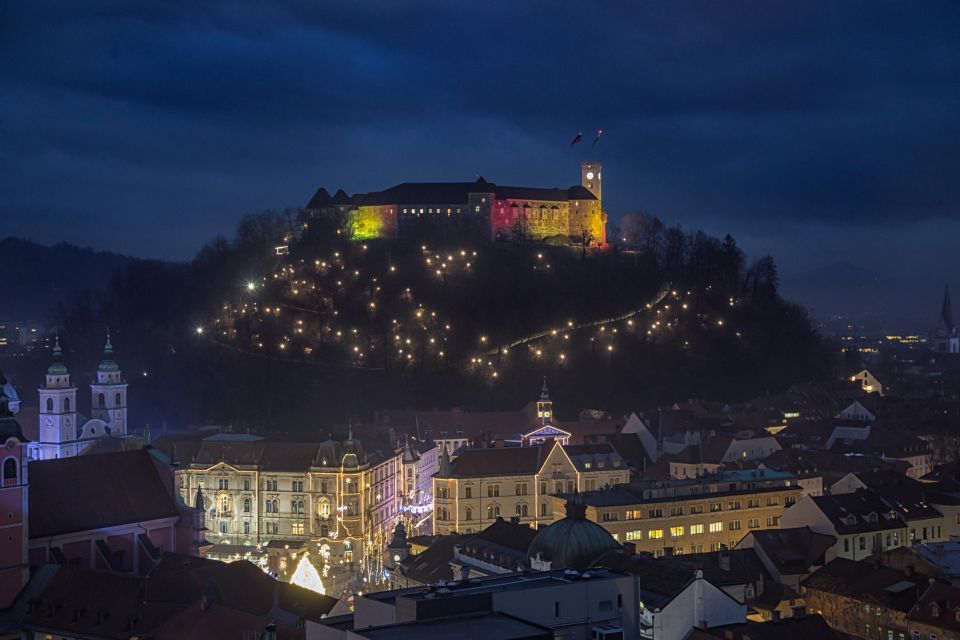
[{"x1": 586, "y1": 171, "x2": 595, "y2": 180}]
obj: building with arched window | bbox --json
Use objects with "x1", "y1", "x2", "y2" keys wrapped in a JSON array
[
  {"x1": 34, "y1": 332, "x2": 134, "y2": 461},
  {"x1": 305, "y1": 162, "x2": 606, "y2": 245}
]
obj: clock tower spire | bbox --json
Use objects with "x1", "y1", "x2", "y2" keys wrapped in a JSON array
[
  {"x1": 37, "y1": 336, "x2": 78, "y2": 459},
  {"x1": 581, "y1": 161, "x2": 601, "y2": 201}
]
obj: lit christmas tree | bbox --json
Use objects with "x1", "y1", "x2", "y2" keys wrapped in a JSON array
[{"x1": 290, "y1": 553, "x2": 325, "y2": 595}]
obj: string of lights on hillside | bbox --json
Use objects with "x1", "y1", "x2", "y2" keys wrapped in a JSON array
[{"x1": 194, "y1": 243, "x2": 742, "y2": 380}]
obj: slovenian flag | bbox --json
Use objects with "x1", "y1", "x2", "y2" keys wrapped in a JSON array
[
  {"x1": 570, "y1": 131, "x2": 583, "y2": 148},
  {"x1": 592, "y1": 128, "x2": 603, "y2": 149}
]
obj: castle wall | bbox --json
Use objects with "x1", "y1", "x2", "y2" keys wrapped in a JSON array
[
  {"x1": 348, "y1": 205, "x2": 397, "y2": 241},
  {"x1": 567, "y1": 200, "x2": 606, "y2": 245},
  {"x1": 491, "y1": 199, "x2": 572, "y2": 242}
]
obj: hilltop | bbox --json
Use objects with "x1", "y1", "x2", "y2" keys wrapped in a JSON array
[
  {"x1": 0, "y1": 238, "x2": 136, "y2": 321},
  {"x1": 16, "y1": 211, "x2": 832, "y2": 431}
]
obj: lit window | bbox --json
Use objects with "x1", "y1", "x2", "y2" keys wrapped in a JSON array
[
  {"x1": 670, "y1": 526, "x2": 684, "y2": 537},
  {"x1": 648, "y1": 529, "x2": 664, "y2": 539},
  {"x1": 709, "y1": 522, "x2": 723, "y2": 533},
  {"x1": 625, "y1": 530, "x2": 642, "y2": 541}
]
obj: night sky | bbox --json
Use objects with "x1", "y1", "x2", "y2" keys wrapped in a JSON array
[{"x1": 2, "y1": 2, "x2": 959, "y2": 326}]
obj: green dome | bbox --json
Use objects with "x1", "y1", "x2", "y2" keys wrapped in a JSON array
[
  {"x1": 98, "y1": 331, "x2": 120, "y2": 373},
  {"x1": 47, "y1": 337, "x2": 68, "y2": 376},
  {"x1": 528, "y1": 495, "x2": 620, "y2": 571}
]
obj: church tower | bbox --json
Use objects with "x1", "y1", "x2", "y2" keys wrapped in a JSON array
[
  {"x1": 537, "y1": 378, "x2": 553, "y2": 426},
  {"x1": 0, "y1": 387, "x2": 28, "y2": 608},
  {"x1": 933, "y1": 285, "x2": 960, "y2": 354},
  {"x1": 37, "y1": 337, "x2": 78, "y2": 460},
  {"x1": 90, "y1": 330, "x2": 128, "y2": 435},
  {"x1": 581, "y1": 161, "x2": 602, "y2": 201}
]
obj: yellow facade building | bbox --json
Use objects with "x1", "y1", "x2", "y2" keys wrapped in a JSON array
[
  {"x1": 555, "y1": 469, "x2": 803, "y2": 557},
  {"x1": 432, "y1": 441, "x2": 627, "y2": 535}
]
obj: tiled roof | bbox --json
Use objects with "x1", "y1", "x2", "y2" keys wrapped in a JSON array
[
  {"x1": 446, "y1": 445, "x2": 547, "y2": 478},
  {"x1": 809, "y1": 489, "x2": 906, "y2": 534},
  {"x1": 29, "y1": 449, "x2": 181, "y2": 538},
  {"x1": 21, "y1": 566, "x2": 176, "y2": 638},
  {"x1": 802, "y1": 557, "x2": 929, "y2": 612},
  {"x1": 309, "y1": 178, "x2": 598, "y2": 210},
  {"x1": 154, "y1": 601, "x2": 301, "y2": 640},
  {"x1": 749, "y1": 527, "x2": 836, "y2": 576},
  {"x1": 398, "y1": 535, "x2": 462, "y2": 585},
  {"x1": 147, "y1": 554, "x2": 337, "y2": 621},
  {"x1": 908, "y1": 580, "x2": 960, "y2": 633},
  {"x1": 697, "y1": 614, "x2": 844, "y2": 640},
  {"x1": 152, "y1": 436, "x2": 364, "y2": 472}
]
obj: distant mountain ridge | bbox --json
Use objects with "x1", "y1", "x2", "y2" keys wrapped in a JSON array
[{"x1": 0, "y1": 238, "x2": 138, "y2": 321}]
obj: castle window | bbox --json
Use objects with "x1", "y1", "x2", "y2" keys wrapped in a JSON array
[
  {"x1": 46, "y1": 399, "x2": 53, "y2": 412},
  {"x1": 243, "y1": 498, "x2": 251, "y2": 513},
  {"x1": 98, "y1": 394, "x2": 105, "y2": 409},
  {"x1": 115, "y1": 393, "x2": 121, "y2": 406},
  {"x1": 64, "y1": 398, "x2": 70, "y2": 412},
  {"x1": 465, "y1": 507, "x2": 472, "y2": 520},
  {"x1": 2, "y1": 459, "x2": 16, "y2": 485}
]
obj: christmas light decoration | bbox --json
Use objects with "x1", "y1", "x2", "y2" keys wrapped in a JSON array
[{"x1": 290, "y1": 553, "x2": 326, "y2": 595}]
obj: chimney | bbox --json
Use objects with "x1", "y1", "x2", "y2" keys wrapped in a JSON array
[
  {"x1": 792, "y1": 605, "x2": 807, "y2": 619},
  {"x1": 724, "y1": 631, "x2": 734, "y2": 640},
  {"x1": 623, "y1": 541, "x2": 637, "y2": 556},
  {"x1": 719, "y1": 552, "x2": 731, "y2": 572},
  {"x1": 756, "y1": 572, "x2": 764, "y2": 596},
  {"x1": 460, "y1": 565, "x2": 471, "y2": 581},
  {"x1": 510, "y1": 516, "x2": 520, "y2": 525}
]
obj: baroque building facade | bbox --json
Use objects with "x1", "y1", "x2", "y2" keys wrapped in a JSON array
[
  {"x1": 154, "y1": 431, "x2": 432, "y2": 568},
  {"x1": 305, "y1": 161, "x2": 607, "y2": 245},
  {"x1": 432, "y1": 440, "x2": 627, "y2": 536}
]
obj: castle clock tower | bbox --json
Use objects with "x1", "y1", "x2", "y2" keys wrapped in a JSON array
[
  {"x1": 90, "y1": 330, "x2": 128, "y2": 435},
  {"x1": 581, "y1": 161, "x2": 601, "y2": 201},
  {"x1": 37, "y1": 337, "x2": 78, "y2": 460}
]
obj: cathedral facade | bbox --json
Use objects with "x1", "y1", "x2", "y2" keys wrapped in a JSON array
[
  {"x1": 33, "y1": 333, "x2": 130, "y2": 461},
  {"x1": 305, "y1": 161, "x2": 607, "y2": 245}
]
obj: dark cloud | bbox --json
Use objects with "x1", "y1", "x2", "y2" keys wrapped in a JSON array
[{"x1": 1, "y1": 0, "x2": 959, "y2": 292}]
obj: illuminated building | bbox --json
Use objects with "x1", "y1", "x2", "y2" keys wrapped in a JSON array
[
  {"x1": 0, "y1": 387, "x2": 28, "y2": 609},
  {"x1": 561, "y1": 469, "x2": 802, "y2": 557},
  {"x1": 932, "y1": 283, "x2": 959, "y2": 353},
  {"x1": 33, "y1": 333, "x2": 133, "y2": 461},
  {"x1": 848, "y1": 368, "x2": 884, "y2": 396},
  {"x1": 154, "y1": 433, "x2": 402, "y2": 572},
  {"x1": 432, "y1": 440, "x2": 627, "y2": 535},
  {"x1": 305, "y1": 161, "x2": 607, "y2": 245}
]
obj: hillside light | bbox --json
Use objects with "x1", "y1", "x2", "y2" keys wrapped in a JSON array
[{"x1": 246, "y1": 281, "x2": 256, "y2": 292}]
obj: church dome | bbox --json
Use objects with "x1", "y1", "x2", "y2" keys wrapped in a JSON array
[
  {"x1": 527, "y1": 495, "x2": 619, "y2": 571},
  {"x1": 47, "y1": 337, "x2": 68, "y2": 376}
]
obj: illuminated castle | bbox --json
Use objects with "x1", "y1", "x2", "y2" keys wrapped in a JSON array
[{"x1": 305, "y1": 161, "x2": 607, "y2": 245}]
